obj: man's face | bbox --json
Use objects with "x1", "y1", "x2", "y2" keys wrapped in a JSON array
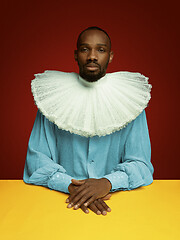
[{"x1": 74, "y1": 30, "x2": 113, "y2": 82}]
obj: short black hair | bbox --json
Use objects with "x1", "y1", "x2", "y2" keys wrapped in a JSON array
[{"x1": 76, "y1": 26, "x2": 111, "y2": 49}]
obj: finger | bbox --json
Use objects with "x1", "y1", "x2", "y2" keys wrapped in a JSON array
[
  {"x1": 83, "y1": 193, "x2": 112, "y2": 207},
  {"x1": 80, "y1": 204, "x2": 89, "y2": 214},
  {"x1": 68, "y1": 188, "x2": 91, "y2": 208},
  {"x1": 68, "y1": 184, "x2": 87, "y2": 203},
  {"x1": 94, "y1": 199, "x2": 107, "y2": 215},
  {"x1": 101, "y1": 193, "x2": 112, "y2": 200},
  {"x1": 66, "y1": 185, "x2": 78, "y2": 203},
  {"x1": 98, "y1": 199, "x2": 111, "y2": 212},
  {"x1": 88, "y1": 202, "x2": 101, "y2": 215},
  {"x1": 73, "y1": 190, "x2": 94, "y2": 209},
  {"x1": 71, "y1": 179, "x2": 86, "y2": 185},
  {"x1": 84, "y1": 195, "x2": 97, "y2": 207}
]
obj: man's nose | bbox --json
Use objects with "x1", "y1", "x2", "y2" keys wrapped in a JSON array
[{"x1": 87, "y1": 49, "x2": 98, "y2": 61}]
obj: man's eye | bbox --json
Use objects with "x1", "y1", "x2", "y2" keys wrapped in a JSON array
[
  {"x1": 81, "y1": 48, "x2": 88, "y2": 52},
  {"x1": 98, "y1": 48, "x2": 105, "y2": 52}
]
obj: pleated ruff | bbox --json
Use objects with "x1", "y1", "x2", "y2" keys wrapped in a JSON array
[{"x1": 31, "y1": 70, "x2": 152, "y2": 137}]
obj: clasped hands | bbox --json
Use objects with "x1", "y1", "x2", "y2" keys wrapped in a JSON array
[{"x1": 66, "y1": 178, "x2": 112, "y2": 215}]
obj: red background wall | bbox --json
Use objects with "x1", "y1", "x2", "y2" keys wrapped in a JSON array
[{"x1": 1, "y1": 0, "x2": 179, "y2": 179}]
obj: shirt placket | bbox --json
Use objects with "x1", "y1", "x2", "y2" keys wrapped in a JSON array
[{"x1": 87, "y1": 137, "x2": 96, "y2": 178}]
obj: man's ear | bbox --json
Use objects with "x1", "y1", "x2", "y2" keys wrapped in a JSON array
[
  {"x1": 109, "y1": 51, "x2": 114, "y2": 63},
  {"x1": 74, "y1": 50, "x2": 78, "y2": 61}
]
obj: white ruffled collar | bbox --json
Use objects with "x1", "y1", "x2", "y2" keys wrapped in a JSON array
[{"x1": 31, "y1": 70, "x2": 151, "y2": 137}]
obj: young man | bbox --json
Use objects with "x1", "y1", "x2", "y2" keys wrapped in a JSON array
[{"x1": 23, "y1": 26, "x2": 154, "y2": 216}]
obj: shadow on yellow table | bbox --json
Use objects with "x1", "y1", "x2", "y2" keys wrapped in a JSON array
[{"x1": 0, "y1": 180, "x2": 179, "y2": 240}]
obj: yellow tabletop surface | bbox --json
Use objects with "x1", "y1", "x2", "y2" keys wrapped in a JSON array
[{"x1": 0, "y1": 180, "x2": 179, "y2": 240}]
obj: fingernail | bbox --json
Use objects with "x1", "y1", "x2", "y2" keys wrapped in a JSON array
[
  {"x1": 84, "y1": 203, "x2": 88, "y2": 206},
  {"x1": 66, "y1": 199, "x2": 69, "y2": 203},
  {"x1": 97, "y1": 211, "x2": 101, "y2": 215},
  {"x1": 85, "y1": 210, "x2": 89, "y2": 213},
  {"x1": 67, "y1": 204, "x2": 72, "y2": 208},
  {"x1": 107, "y1": 208, "x2": 111, "y2": 212},
  {"x1": 102, "y1": 211, "x2": 107, "y2": 215},
  {"x1": 74, "y1": 205, "x2": 79, "y2": 210}
]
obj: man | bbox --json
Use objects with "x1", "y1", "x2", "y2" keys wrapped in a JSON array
[{"x1": 23, "y1": 26, "x2": 154, "y2": 216}]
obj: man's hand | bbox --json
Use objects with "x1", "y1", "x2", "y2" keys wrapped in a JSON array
[
  {"x1": 67, "y1": 182, "x2": 112, "y2": 215},
  {"x1": 66, "y1": 178, "x2": 112, "y2": 210},
  {"x1": 81, "y1": 198, "x2": 111, "y2": 215}
]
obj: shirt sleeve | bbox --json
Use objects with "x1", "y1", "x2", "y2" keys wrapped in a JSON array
[
  {"x1": 23, "y1": 110, "x2": 72, "y2": 193},
  {"x1": 104, "y1": 110, "x2": 154, "y2": 192}
]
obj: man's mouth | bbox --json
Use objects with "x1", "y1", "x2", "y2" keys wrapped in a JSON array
[{"x1": 85, "y1": 64, "x2": 99, "y2": 71}]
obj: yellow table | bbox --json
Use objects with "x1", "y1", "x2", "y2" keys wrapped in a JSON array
[{"x1": 0, "y1": 180, "x2": 179, "y2": 240}]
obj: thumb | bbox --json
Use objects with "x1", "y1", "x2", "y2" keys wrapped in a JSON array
[
  {"x1": 71, "y1": 179, "x2": 86, "y2": 185},
  {"x1": 101, "y1": 193, "x2": 112, "y2": 200}
]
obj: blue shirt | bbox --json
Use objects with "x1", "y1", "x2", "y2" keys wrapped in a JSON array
[{"x1": 23, "y1": 110, "x2": 154, "y2": 193}]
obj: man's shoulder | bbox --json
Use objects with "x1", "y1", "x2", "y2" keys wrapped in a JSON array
[
  {"x1": 33, "y1": 70, "x2": 78, "y2": 79},
  {"x1": 107, "y1": 71, "x2": 149, "y2": 80}
]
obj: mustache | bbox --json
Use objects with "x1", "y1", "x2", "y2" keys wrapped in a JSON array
[{"x1": 85, "y1": 61, "x2": 100, "y2": 67}]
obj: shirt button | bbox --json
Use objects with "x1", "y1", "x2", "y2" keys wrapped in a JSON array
[{"x1": 90, "y1": 160, "x2": 94, "y2": 163}]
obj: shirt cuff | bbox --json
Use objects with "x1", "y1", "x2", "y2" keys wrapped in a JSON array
[
  {"x1": 47, "y1": 171, "x2": 72, "y2": 193},
  {"x1": 104, "y1": 171, "x2": 129, "y2": 192}
]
